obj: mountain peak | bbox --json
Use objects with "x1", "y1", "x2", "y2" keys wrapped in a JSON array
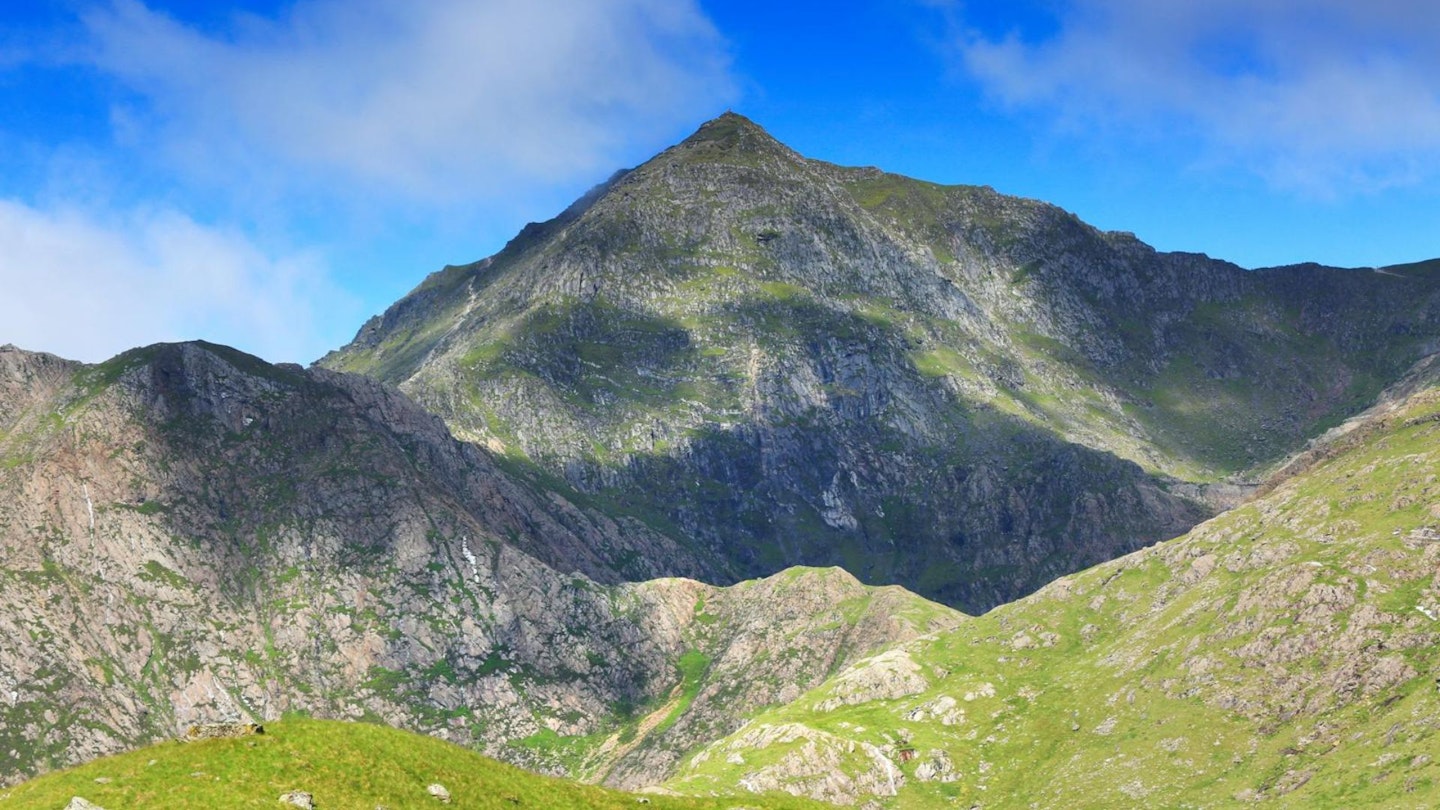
[{"x1": 679, "y1": 110, "x2": 787, "y2": 153}]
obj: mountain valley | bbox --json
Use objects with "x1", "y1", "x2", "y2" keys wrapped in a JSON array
[{"x1": 667, "y1": 361, "x2": 1440, "y2": 807}]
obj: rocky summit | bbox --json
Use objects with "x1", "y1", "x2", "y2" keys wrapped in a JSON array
[{"x1": 323, "y1": 112, "x2": 1440, "y2": 612}]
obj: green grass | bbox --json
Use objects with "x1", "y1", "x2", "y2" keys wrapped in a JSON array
[
  {"x1": 136, "y1": 561, "x2": 189, "y2": 590},
  {"x1": 0, "y1": 718, "x2": 830, "y2": 810},
  {"x1": 909, "y1": 346, "x2": 973, "y2": 379},
  {"x1": 652, "y1": 650, "x2": 712, "y2": 737},
  {"x1": 758, "y1": 281, "x2": 807, "y2": 301}
]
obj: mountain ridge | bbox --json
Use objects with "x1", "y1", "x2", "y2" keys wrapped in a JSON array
[
  {"x1": 0, "y1": 340, "x2": 956, "y2": 788},
  {"x1": 321, "y1": 111, "x2": 1440, "y2": 612}
]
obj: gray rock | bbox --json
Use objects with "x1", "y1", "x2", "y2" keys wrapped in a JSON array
[
  {"x1": 279, "y1": 790, "x2": 314, "y2": 809},
  {"x1": 183, "y1": 722, "x2": 263, "y2": 742}
]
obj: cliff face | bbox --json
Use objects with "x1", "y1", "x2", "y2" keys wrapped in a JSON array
[
  {"x1": 321, "y1": 113, "x2": 1440, "y2": 612},
  {"x1": 0, "y1": 342, "x2": 957, "y2": 786}
]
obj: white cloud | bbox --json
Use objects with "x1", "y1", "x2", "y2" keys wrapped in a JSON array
[
  {"x1": 954, "y1": 0, "x2": 1440, "y2": 194},
  {"x1": 81, "y1": 0, "x2": 736, "y2": 199},
  {"x1": 0, "y1": 199, "x2": 353, "y2": 364},
  {"x1": 0, "y1": 0, "x2": 735, "y2": 365}
]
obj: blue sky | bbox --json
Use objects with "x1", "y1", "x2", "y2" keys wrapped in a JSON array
[{"x1": 3, "y1": 0, "x2": 1439, "y2": 364}]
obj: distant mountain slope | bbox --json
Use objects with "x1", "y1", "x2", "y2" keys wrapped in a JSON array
[
  {"x1": 665, "y1": 376, "x2": 1440, "y2": 808},
  {"x1": 0, "y1": 342, "x2": 956, "y2": 786},
  {"x1": 0, "y1": 717, "x2": 829, "y2": 809},
  {"x1": 321, "y1": 112, "x2": 1440, "y2": 611}
]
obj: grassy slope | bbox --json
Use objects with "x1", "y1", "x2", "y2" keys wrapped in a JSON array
[
  {"x1": 0, "y1": 719, "x2": 829, "y2": 810},
  {"x1": 669, "y1": 389, "x2": 1440, "y2": 808}
]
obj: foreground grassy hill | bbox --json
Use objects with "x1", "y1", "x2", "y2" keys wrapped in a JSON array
[
  {"x1": 666, "y1": 382, "x2": 1440, "y2": 807},
  {"x1": 0, "y1": 718, "x2": 828, "y2": 809}
]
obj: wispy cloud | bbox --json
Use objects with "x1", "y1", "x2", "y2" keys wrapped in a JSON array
[
  {"x1": 81, "y1": 0, "x2": 736, "y2": 199},
  {"x1": 952, "y1": 0, "x2": 1440, "y2": 194},
  {"x1": 0, "y1": 199, "x2": 353, "y2": 363}
]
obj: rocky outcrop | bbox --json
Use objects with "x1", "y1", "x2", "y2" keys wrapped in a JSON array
[
  {"x1": 693, "y1": 723, "x2": 906, "y2": 806},
  {"x1": 183, "y1": 723, "x2": 263, "y2": 742},
  {"x1": 278, "y1": 791, "x2": 314, "y2": 809},
  {"x1": 814, "y1": 650, "x2": 928, "y2": 712}
]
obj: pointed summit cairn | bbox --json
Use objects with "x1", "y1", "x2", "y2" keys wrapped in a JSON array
[
  {"x1": 682, "y1": 111, "x2": 774, "y2": 145},
  {"x1": 673, "y1": 110, "x2": 800, "y2": 165}
]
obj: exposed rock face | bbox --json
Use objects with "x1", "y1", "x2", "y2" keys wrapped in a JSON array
[
  {"x1": 814, "y1": 650, "x2": 928, "y2": 712},
  {"x1": 322, "y1": 113, "x2": 1440, "y2": 611},
  {"x1": 0, "y1": 342, "x2": 957, "y2": 786}
]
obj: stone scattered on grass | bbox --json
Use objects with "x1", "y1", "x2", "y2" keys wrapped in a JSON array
[
  {"x1": 426, "y1": 783, "x2": 451, "y2": 803},
  {"x1": 279, "y1": 790, "x2": 315, "y2": 809},
  {"x1": 184, "y1": 722, "x2": 264, "y2": 742}
]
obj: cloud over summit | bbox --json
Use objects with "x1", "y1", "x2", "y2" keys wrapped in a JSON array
[
  {"x1": 0, "y1": 199, "x2": 348, "y2": 364},
  {"x1": 0, "y1": 0, "x2": 738, "y2": 365},
  {"x1": 84, "y1": 0, "x2": 735, "y2": 198}
]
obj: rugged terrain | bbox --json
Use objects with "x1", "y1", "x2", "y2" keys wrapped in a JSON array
[
  {"x1": 664, "y1": 370, "x2": 1440, "y2": 807},
  {"x1": 7, "y1": 111, "x2": 1440, "y2": 806},
  {"x1": 0, "y1": 342, "x2": 956, "y2": 788},
  {"x1": 323, "y1": 113, "x2": 1440, "y2": 611}
]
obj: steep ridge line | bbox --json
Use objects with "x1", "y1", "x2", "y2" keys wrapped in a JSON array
[{"x1": 322, "y1": 111, "x2": 1440, "y2": 613}]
